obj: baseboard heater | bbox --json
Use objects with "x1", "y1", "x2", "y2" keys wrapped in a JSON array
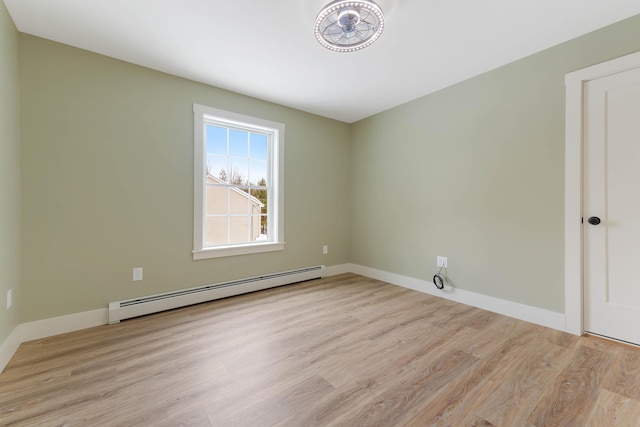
[{"x1": 108, "y1": 265, "x2": 326, "y2": 324}]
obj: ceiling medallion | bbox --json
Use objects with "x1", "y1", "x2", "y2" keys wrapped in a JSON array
[{"x1": 314, "y1": 0, "x2": 384, "y2": 52}]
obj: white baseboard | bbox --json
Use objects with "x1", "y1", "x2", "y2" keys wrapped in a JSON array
[
  {"x1": 1, "y1": 309, "x2": 108, "y2": 373},
  {"x1": 0, "y1": 325, "x2": 22, "y2": 373},
  {"x1": 351, "y1": 264, "x2": 566, "y2": 331},
  {"x1": 21, "y1": 308, "x2": 109, "y2": 342},
  {"x1": 325, "y1": 263, "x2": 355, "y2": 276},
  {"x1": 1, "y1": 263, "x2": 566, "y2": 373}
]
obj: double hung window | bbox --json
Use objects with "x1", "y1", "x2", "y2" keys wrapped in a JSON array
[{"x1": 193, "y1": 104, "x2": 284, "y2": 259}]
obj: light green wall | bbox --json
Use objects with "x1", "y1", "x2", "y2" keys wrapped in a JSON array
[
  {"x1": 0, "y1": 2, "x2": 20, "y2": 342},
  {"x1": 351, "y1": 14, "x2": 640, "y2": 313},
  {"x1": 14, "y1": 13, "x2": 640, "y2": 323},
  {"x1": 19, "y1": 35, "x2": 351, "y2": 322}
]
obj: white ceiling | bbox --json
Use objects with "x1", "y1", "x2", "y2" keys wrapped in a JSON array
[{"x1": 5, "y1": 0, "x2": 640, "y2": 123}]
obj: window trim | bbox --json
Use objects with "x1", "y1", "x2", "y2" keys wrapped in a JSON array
[{"x1": 193, "y1": 104, "x2": 285, "y2": 259}]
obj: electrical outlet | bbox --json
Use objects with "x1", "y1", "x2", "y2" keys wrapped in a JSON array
[
  {"x1": 437, "y1": 256, "x2": 448, "y2": 268},
  {"x1": 323, "y1": 245, "x2": 328, "y2": 255},
  {"x1": 6, "y1": 289, "x2": 12, "y2": 309},
  {"x1": 133, "y1": 267, "x2": 143, "y2": 281}
]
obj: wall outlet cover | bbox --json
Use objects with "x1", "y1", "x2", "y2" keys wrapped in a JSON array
[{"x1": 133, "y1": 268, "x2": 143, "y2": 281}]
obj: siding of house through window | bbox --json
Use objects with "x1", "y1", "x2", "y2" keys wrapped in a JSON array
[{"x1": 205, "y1": 175, "x2": 264, "y2": 245}]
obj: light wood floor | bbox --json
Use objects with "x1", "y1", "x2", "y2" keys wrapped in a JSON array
[{"x1": 2, "y1": 273, "x2": 640, "y2": 426}]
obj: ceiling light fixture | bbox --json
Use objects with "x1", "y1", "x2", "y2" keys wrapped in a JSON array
[{"x1": 314, "y1": 0, "x2": 384, "y2": 52}]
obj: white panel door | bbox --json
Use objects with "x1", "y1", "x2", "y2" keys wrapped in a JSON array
[{"x1": 584, "y1": 66, "x2": 640, "y2": 346}]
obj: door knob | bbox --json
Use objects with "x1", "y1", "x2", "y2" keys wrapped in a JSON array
[{"x1": 588, "y1": 216, "x2": 601, "y2": 225}]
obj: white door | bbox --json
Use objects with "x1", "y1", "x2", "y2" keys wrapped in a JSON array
[{"x1": 584, "y1": 66, "x2": 640, "y2": 346}]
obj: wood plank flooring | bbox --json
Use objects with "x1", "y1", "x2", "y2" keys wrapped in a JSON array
[{"x1": 1, "y1": 273, "x2": 640, "y2": 426}]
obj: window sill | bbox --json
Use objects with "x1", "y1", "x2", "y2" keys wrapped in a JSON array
[{"x1": 193, "y1": 242, "x2": 285, "y2": 260}]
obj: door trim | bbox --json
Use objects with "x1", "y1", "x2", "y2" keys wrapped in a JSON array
[{"x1": 565, "y1": 50, "x2": 640, "y2": 335}]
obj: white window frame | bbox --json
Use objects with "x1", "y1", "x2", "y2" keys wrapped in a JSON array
[{"x1": 193, "y1": 104, "x2": 285, "y2": 259}]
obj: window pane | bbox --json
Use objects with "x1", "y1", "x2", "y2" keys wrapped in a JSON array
[
  {"x1": 250, "y1": 133, "x2": 267, "y2": 160},
  {"x1": 229, "y1": 129, "x2": 248, "y2": 158},
  {"x1": 205, "y1": 216, "x2": 228, "y2": 246},
  {"x1": 249, "y1": 159, "x2": 268, "y2": 186},
  {"x1": 206, "y1": 126, "x2": 227, "y2": 155},
  {"x1": 230, "y1": 216, "x2": 252, "y2": 243},
  {"x1": 260, "y1": 214, "x2": 268, "y2": 239},
  {"x1": 251, "y1": 215, "x2": 262, "y2": 241},
  {"x1": 229, "y1": 188, "x2": 252, "y2": 215},
  {"x1": 205, "y1": 186, "x2": 229, "y2": 215},
  {"x1": 250, "y1": 187, "x2": 268, "y2": 214},
  {"x1": 206, "y1": 155, "x2": 227, "y2": 182},
  {"x1": 228, "y1": 160, "x2": 249, "y2": 185}
]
